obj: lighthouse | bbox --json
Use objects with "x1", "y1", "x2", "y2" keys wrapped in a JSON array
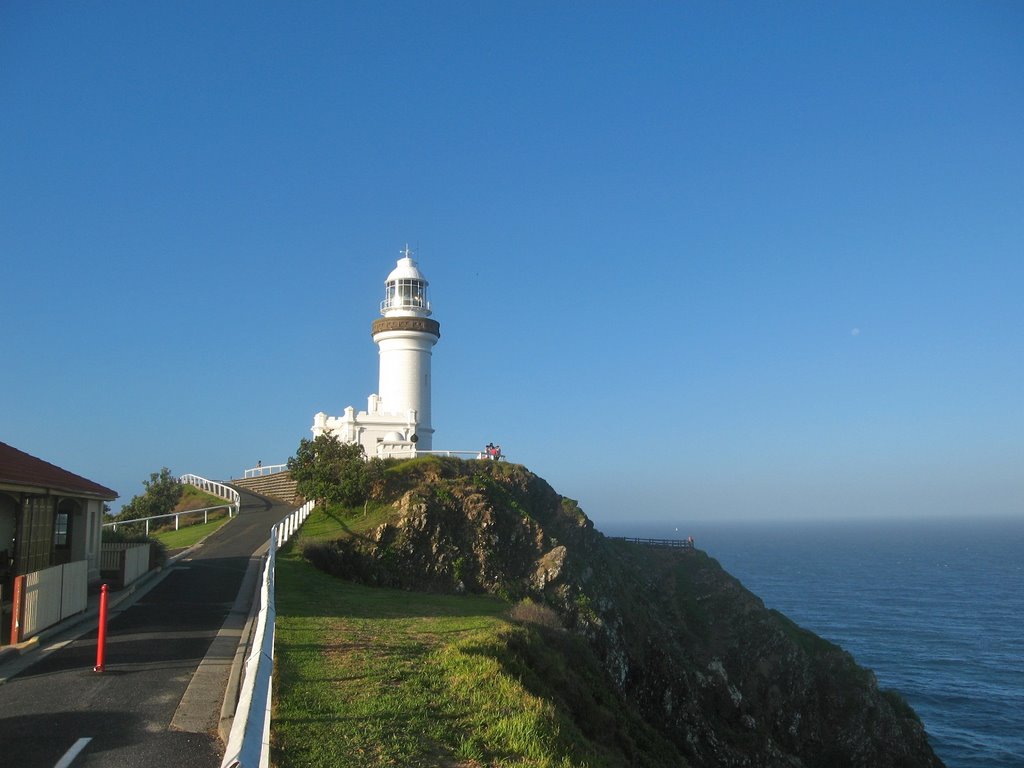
[
  {"x1": 372, "y1": 247, "x2": 441, "y2": 448},
  {"x1": 312, "y1": 247, "x2": 441, "y2": 458}
]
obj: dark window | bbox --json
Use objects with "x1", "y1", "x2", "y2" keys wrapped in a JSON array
[{"x1": 54, "y1": 512, "x2": 70, "y2": 547}]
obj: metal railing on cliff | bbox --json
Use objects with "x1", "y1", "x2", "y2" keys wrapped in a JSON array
[{"x1": 609, "y1": 536, "x2": 695, "y2": 549}]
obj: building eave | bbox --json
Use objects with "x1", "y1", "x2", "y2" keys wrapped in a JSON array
[{"x1": 0, "y1": 441, "x2": 119, "y2": 501}]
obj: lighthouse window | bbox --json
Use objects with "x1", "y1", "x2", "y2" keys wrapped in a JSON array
[{"x1": 395, "y1": 279, "x2": 425, "y2": 307}]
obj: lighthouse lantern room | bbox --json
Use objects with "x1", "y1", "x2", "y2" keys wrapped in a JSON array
[{"x1": 312, "y1": 247, "x2": 441, "y2": 458}]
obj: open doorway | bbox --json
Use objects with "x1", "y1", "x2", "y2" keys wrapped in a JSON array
[
  {"x1": 0, "y1": 493, "x2": 18, "y2": 645},
  {"x1": 52, "y1": 498, "x2": 80, "y2": 566}
]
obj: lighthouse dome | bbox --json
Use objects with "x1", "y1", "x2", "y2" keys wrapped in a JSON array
[{"x1": 385, "y1": 256, "x2": 427, "y2": 284}]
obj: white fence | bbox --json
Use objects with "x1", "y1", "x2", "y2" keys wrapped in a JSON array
[
  {"x1": 103, "y1": 504, "x2": 234, "y2": 536},
  {"x1": 221, "y1": 499, "x2": 315, "y2": 768},
  {"x1": 416, "y1": 449, "x2": 505, "y2": 460},
  {"x1": 243, "y1": 464, "x2": 287, "y2": 479},
  {"x1": 180, "y1": 474, "x2": 241, "y2": 515},
  {"x1": 102, "y1": 474, "x2": 240, "y2": 535},
  {"x1": 21, "y1": 560, "x2": 88, "y2": 640},
  {"x1": 100, "y1": 543, "x2": 152, "y2": 586}
]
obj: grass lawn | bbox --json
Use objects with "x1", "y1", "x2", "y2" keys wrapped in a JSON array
[
  {"x1": 272, "y1": 504, "x2": 605, "y2": 768},
  {"x1": 294, "y1": 501, "x2": 394, "y2": 542},
  {"x1": 153, "y1": 515, "x2": 232, "y2": 549},
  {"x1": 273, "y1": 554, "x2": 598, "y2": 768}
]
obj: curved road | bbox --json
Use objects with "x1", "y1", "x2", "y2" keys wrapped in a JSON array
[{"x1": 0, "y1": 488, "x2": 293, "y2": 767}]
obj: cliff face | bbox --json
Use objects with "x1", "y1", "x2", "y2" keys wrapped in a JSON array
[{"x1": 303, "y1": 458, "x2": 944, "y2": 768}]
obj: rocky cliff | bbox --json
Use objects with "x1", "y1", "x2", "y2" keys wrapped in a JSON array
[{"x1": 302, "y1": 457, "x2": 944, "y2": 768}]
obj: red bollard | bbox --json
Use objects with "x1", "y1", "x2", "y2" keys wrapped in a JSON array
[{"x1": 94, "y1": 583, "x2": 108, "y2": 673}]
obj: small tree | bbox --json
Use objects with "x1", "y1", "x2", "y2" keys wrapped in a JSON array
[
  {"x1": 288, "y1": 434, "x2": 369, "y2": 507},
  {"x1": 116, "y1": 467, "x2": 183, "y2": 522},
  {"x1": 366, "y1": 457, "x2": 389, "y2": 501}
]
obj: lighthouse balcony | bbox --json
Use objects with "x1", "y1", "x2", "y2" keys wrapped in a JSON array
[{"x1": 380, "y1": 296, "x2": 431, "y2": 314}]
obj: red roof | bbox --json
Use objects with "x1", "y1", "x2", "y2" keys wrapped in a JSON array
[{"x1": 0, "y1": 441, "x2": 118, "y2": 500}]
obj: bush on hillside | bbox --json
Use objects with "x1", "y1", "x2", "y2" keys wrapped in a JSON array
[
  {"x1": 288, "y1": 434, "x2": 370, "y2": 507},
  {"x1": 115, "y1": 467, "x2": 183, "y2": 523}
]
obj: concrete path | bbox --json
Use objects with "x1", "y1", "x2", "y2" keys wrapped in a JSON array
[{"x1": 0, "y1": 488, "x2": 295, "y2": 768}]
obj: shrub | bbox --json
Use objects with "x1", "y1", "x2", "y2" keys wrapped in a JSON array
[
  {"x1": 288, "y1": 435, "x2": 369, "y2": 507},
  {"x1": 509, "y1": 599, "x2": 564, "y2": 630},
  {"x1": 116, "y1": 468, "x2": 183, "y2": 523}
]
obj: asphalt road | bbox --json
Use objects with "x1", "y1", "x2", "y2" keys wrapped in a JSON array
[{"x1": 0, "y1": 488, "x2": 294, "y2": 768}]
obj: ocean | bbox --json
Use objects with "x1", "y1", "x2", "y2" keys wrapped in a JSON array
[{"x1": 601, "y1": 515, "x2": 1024, "y2": 768}]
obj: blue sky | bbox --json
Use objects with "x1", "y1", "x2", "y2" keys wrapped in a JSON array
[{"x1": 2, "y1": 2, "x2": 1021, "y2": 526}]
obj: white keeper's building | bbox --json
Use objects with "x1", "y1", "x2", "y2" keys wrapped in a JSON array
[{"x1": 312, "y1": 248, "x2": 441, "y2": 459}]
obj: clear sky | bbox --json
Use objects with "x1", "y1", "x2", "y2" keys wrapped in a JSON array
[{"x1": 2, "y1": 2, "x2": 1021, "y2": 527}]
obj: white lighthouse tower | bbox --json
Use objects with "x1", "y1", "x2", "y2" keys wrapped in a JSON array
[
  {"x1": 312, "y1": 247, "x2": 441, "y2": 458},
  {"x1": 372, "y1": 247, "x2": 441, "y2": 449}
]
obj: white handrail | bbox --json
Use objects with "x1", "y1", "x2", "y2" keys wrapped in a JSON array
[
  {"x1": 102, "y1": 504, "x2": 234, "y2": 535},
  {"x1": 222, "y1": 499, "x2": 315, "y2": 768},
  {"x1": 180, "y1": 474, "x2": 241, "y2": 516},
  {"x1": 243, "y1": 464, "x2": 288, "y2": 479},
  {"x1": 105, "y1": 475, "x2": 241, "y2": 535},
  {"x1": 415, "y1": 449, "x2": 500, "y2": 459}
]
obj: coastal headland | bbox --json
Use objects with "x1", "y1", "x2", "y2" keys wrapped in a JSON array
[{"x1": 273, "y1": 456, "x2": 944, "y2": 767}]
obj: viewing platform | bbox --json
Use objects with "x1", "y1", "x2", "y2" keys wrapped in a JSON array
[{"x1": 610, "y1": 536, "x2": 695, "y2": 549}]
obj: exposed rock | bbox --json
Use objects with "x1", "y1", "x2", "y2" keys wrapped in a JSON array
[{"x1": 533, "y1": 545, "x2": 567, "y2": 590}]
